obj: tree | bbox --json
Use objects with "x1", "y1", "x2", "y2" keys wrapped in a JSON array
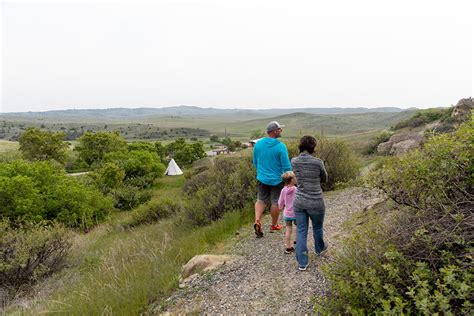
[
  {"x1": 166, "y1": 138, "x2": 207, "y2": 166},
  {"x1": 210, "y1": 135, "x2": 220, "y2": 142},
  {"x1": 75, "y1": 131, "x2": 127, "y2": 166},
  {"x1": 0, "y1": 160, "x2": 113, "y2": 228},
  {"x1": 19, "y1": 128, "x2": 69, "y2": 164}
]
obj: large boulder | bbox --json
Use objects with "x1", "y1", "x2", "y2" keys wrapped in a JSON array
[
  {"x1": 451, "y1": 97, "x2": 473, "y2": 122},
  {"x1": 179, "y1": 254, "x2": 235, "y2": 288},
  {"x1": 377, "y1": 132, "x2": 424, "y2": 156}
]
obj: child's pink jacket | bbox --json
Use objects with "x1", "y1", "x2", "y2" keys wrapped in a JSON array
[{"x1": 278, "y1": 186, "x2": 297, "y2": 219}]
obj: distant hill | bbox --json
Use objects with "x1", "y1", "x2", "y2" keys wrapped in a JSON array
[{"x1": 1, "y1": 105, "x2": 410, "y2": 122}]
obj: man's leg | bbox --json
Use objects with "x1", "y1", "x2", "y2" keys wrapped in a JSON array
[
  {"x1": 270, "y1": 203, "x2": 280, "y2": 226},
  {"x1": 255, "y1": 200, "x2": 266, "y2": 224}
]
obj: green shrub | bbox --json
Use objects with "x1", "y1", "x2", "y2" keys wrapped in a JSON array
[
  {"x1": 320, "y1": 116, "x2": 473, "y2": 314},
  {"x1": 75, "y1": 131, "x2": 127, "y2": 166},
  {"x1": 287, "y1": 137, "x2": 360, "y2": 190},
  {"x1": 0, "y1": 219, "x2": 71, "y2": 288},
  {"x1": 18, "y1": 127, "x2": 69, "y2": 164},
  {"x1": 363, "y1": 130, "x2": 394, "y2": 155},
  {"x1": 126, "y1": 198, "x2": 184, "y2": 227},
  {"x1": 0, "y1": 160, "x2": 113, "y2": 228},
  {"x1": 110, "y1": 184, "x2": 152, "y2": 210},
  {"x1": 185, "y1": 156, "x2": 256, "y2": 225},
  {"x1": 104, "y1": 150, "x2": 165, "y2": 188},
  {"x1": 394, "y1": 108, "x2": 453, "y2": 130}
]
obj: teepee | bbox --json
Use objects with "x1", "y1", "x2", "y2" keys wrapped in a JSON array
[{"x1": 165, "y1": 159, "x2": 183, "y2": 176}]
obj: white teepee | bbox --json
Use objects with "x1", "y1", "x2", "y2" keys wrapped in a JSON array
[{"x1": 165, "y1": 159, "x2": 183, "y2": 176}]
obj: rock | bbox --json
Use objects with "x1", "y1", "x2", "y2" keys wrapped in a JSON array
[
  {"x1": 377, "y1": 141, "x2": 392, "y2": 155},
  {"x1": 377, "y1": 132, "x2": 423, "y2": 156},
  {"x1": 390, "y1": 139, "x2": 421, "y2": 155},
  {"x1": 180, "y1": 254, "x2": 234, "y2": 281},
  {"x1": 451, "y1": 97, "x2": 474, "y2": 122}
]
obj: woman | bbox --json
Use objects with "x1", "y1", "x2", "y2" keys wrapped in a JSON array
[{"x1": 291, "y1": 135, "x2": 328, "y2": 271}]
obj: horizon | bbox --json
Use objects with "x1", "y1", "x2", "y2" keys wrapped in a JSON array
[
  {"x1": 1, "y1": 0, "x2": 472, "y2": 112},
  {"x1": 0, "y1": 103, "x2": 435, "y2": 115}
]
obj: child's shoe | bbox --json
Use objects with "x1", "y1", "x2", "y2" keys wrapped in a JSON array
[{"x1": 284, "y1": 247, "x2": 295, "y2": 254}]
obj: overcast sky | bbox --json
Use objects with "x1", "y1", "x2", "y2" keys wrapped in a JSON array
[{"x1": 1, "y1": 0, "x2": 473, "y2": 112}]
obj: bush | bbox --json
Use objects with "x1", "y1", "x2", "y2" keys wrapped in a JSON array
[
  {"x1": 18, "y1": 128, "x2": 69, "y2": 164},
  {"x1": 104, "y1": 150, "x2": 165, "y2": 188},
  {"x1": 185, "y1": 156, "x2": 256, "y2": 225},
  {"x1": 0, "y1": 219, "x2": 71, "y2": 287},
  {"x1": 0, "y1": 160, "x2": 113, "y2": 229},
  {"x1": 110, "y1": 184, "x2": 152, "y2": 210},
  {"x1": 126, "y1": 198, "x2": 184, "y2": 227},
  {"x1": 363, "y1": 130, "x2": 394, "y2": 155},
  {"x1": 319, "y1": 116, "x2": 473, "y2": 314},
  {"x1": 75, "y1": 131, "x2": 127, "y2": 166},
  {"x1": 287, "y1": 137, "x2": 360, "y2": 190},
  {"x1": 394, "y1": 108, "x2": 453, "y2": 130}
]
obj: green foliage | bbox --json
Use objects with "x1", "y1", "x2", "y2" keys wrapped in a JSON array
[
  {"x1": 0, "y1": 219, "x2": 71, "y2": 287},
  {"x1": 320, "y1": 117, "x2": 473, "y2": 314},
  {"x1": 128, "y1": 141, "x2": 156, "y2": 153},
  {"x1": 19, "y1": 127, "x2": 69, "y2": 164},
  {"x1": 0, "y1": 160, "x2": 113, "y2": 228},
  {"x1": 90, "y1": 162, "x2": 125, "y2": 193},
  {"x1": 109, "y1": 184, "x2": 152, "y2": 210},
  {"x1": 184, "y1": 156, "x2": 256, "y2": 225},
  {"x1": 394, "y1": 107, "x2": 453, "y2": 130},
  {"x1": 126, "y1": 198, "x2": 184, "y2": 227},
  {"x1": 75, "y1": 131, "x2": 127, "y2": 166},
  {"x1": 105, "y1": 150, "x2": 165, "y2": 188},
  {"x1": 287, "y1": 137, "x2": 360, "y2": 190},
  {"x1": 210, "y1": 134, "x2": 220, "y2": 142},
  {"x1": 221, "y1": 137, "x2": 242, "y2": 151},
  {"x1": 363, "y1": 130, "x2": 394, "y2": 155},
  {"x1": 166, "y1": 138, "x2": 206, "y2": 166},
  {"x1": 87, "y1": 148, "x2": 165, "y2": 210}
]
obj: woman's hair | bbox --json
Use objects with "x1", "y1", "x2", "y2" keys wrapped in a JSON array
[
  {"x1": 298, "y1": 135, "x2": 317, "y2": 154},
  {"x1": 281, "y1": 171, "x2": 296, "y2": 185}
]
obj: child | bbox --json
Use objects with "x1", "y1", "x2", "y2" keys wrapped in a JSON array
[{"x1": 278, "y1": 171, "x2": 297, "y2": 254}]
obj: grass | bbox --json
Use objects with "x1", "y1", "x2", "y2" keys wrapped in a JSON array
[
  {"x1": 0, "y1": 140, "x2": 18, "y2": 152},
  {"x1": 10, "y1": 175, "x2": 254, "y2": 315}
]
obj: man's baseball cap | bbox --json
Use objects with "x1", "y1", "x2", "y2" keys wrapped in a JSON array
[{"x1": 266, "y1": 121, "x2": 285, "y2": 133}]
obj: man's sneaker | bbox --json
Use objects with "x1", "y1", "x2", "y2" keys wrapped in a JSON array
[
  {"x1": 254, "y1": 222, "x2": 264, "y2": 238},
  {"x1": 315, "y1": 244, "x2": 328, "y2": 256},
  {"x1": 269, "y1": 224, "x2": 283, "y2": 232},
  {"x1": 284, "y1": 247, "x2": 295, "y2": 254},
  {"x1": 298, "y1": 264, "x2": 309, "y2": 271}
]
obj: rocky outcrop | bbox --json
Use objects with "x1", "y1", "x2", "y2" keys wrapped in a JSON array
[
  {"x1": 377, "y1": 131, "x2": 424, "y2": 155},
  {"x1": 451, "y1": 97, "x2": 473, "y2": 122},
  {"x1": 377, "y1": 97, "x2": 472, "y2": 156}
]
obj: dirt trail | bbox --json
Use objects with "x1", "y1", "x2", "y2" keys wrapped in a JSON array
[{"x1": 158, "y1": 187, "x2": 384, "y2": 314}]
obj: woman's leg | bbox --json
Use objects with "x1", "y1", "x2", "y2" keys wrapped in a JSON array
[
  {"x1": 295, "y1": 208, "x2": 309, "y2": 267},
  {"x1": 308, "y1": 207, "x2": 325, "y2": 254},
  {"x1": 285, "y1": 221, "x2": 292, "y2": 249}
]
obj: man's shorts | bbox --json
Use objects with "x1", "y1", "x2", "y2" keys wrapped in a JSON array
[{"x1": 257, "y1": 180, "x2": 284, "y2": 205}]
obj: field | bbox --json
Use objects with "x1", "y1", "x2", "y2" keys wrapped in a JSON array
[{"x1": 5, "y1": 175, "x2": 254, "y2": 314}]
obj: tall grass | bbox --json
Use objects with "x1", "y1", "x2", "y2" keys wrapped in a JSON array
[{"x1": 21, "y1": 206, "x2": 253, "y2": 314}]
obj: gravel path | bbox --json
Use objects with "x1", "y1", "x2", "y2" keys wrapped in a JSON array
[{"x1": 158, "y1": 187, "x2": 384, "y2": 314}]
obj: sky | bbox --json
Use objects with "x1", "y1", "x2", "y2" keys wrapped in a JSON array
[{"x1": 1, "y1": 0, "x2": 473, "y2": 112}]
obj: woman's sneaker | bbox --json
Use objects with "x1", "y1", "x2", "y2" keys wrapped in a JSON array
[
  {"x1": 298, "y1": 264, "x2": 309, "y2": 271},
  {"x1": 284, "y1": 247, "x2": 295, "y2": 254},
  {"x1": 315, "y1": 244, "x2": 328, "y2": 256}
]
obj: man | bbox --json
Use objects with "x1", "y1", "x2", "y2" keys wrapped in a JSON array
[{"x1": 252, "y1": 121, "x2": 292, "y2": 237}]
